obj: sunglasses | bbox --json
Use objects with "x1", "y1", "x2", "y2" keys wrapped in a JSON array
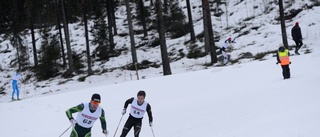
[{"x1": 91, "y1": 100, "x2": 100, "y2": 105}]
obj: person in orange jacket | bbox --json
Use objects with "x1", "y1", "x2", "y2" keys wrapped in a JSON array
[{"x1": 276, "y1": 46, "x2": 291, "y2": 79}]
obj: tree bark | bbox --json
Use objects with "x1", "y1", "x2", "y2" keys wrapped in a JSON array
[
  {"x1": 163, "y1": 0, "x2": 168, "y2": 14},
  {"x1": 106, "y1": 0, "x2": 115, "y2": 51},
  {"x1": 279, "y1": 0, "x2": 289, "y2": 49},
  {"x1": 126, "y1": 0, "x2": 139, "y2": 79},
  {"x1": 125, "y1": 0, "x2": 138, "y2": 64},
  {"x1": 202, "y1": 2, "x2": 210, "y2": 53},
  {"x1": 186, "y1": 0, "x2": 195, "y2": 42},
  {"x1": 202, "y1": 0, "x2": 217, "y2": 64},
  {"x1": 111, "y1": 0, "x2": 117, "y2": 35},
  {"x1": 156, "y1": 0, "x2": 172, "y2": 75},
  {"x1": 55, "y1": 0, "x2": 67, "y2": 68},
  {"x1": 138, "y1": 0, "x2": 148, "y2": 37},
  {"x1": 27, "y1": 1, "x2": 38, "y2": 67},
  {"x1": 82, "y1": 0, "x2": 93, "y2": 75},
  {"x1": 61, "y1": 0, "x2": 74, "y2": 72},
  {"x1": 30, "y1": 19, "x2": 38, "y2": 67}
]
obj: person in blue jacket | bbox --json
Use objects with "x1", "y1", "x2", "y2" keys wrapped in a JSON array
[{"x1": 12, "y1": 70, "x2": 22, "y2": 100}]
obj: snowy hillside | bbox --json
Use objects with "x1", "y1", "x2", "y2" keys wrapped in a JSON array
[{"x1": 1, "y1": 52, "x2": 320, "y2": 137}]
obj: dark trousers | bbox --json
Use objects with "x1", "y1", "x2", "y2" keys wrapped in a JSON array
[
  {"x1": 120, "y1": 115, "x2": 142, "y2": 137},
  {"x1": 294, "y1": 39, "x2": 303, "y2": 51},
  {"x1": 70, "y1": 124, "x2": 91, "y2": 137},
  {"x1": 281, "y1": 65, "x2": 290, "y2": 79}
]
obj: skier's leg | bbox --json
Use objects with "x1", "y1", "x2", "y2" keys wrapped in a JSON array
[
  {"x1": 282, "y1": 65, "x2": 290, "y2": 79},
  {"x1": 16, "y1": 83, "x2": 20, "y2": 99},
  {"x1": 222, "y1": 50, "x2": 228, "y2": 64},
  {"x1": 84, "y1": 132, "x2": 91, "y2": 137},
  {"x1": 294, "y1": 40, "x2": 299, "y2": 52},
  {"x1": 11, "y1": 81, "x2": 16, "y2": 99},
  {"x1": 70, "y1": 127, "x2": 78, "y2": 137},
  {"x1": 133, "y1": 121, "x2": 142, "y2": 137},
  {"x1": 120, "y1": 118, "x2": 134, "y2": 137},
  {"x1": 287, "y1": 65, "x2": 291, "y2": 78},
  {"x1": 298, "y1": 40, "x2": 303, "y2": 50},
  {"x1": 281, "y1": 65, "x2": 286, "y2": 79}
]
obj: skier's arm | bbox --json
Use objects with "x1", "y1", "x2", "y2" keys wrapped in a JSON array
[
  {"x1": 123, "y1": 97, "x2": 134, "y2": 109},
  {"x1": 66, "y1": 103, "x2": 84, "y2": 120},
  {"x1": 146, "y1": 103, "x2": 153, "y2": 123},
  {"x1": 276, "y1": 52, "x2": 280, "y2": 63},
  {"x1": 100, "y1": 109, "x2": 107, "y2": 130}
]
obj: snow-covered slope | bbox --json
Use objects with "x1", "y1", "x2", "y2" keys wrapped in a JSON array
[{"x1": 1, "y1": 51, "x2": 320, "y2": 137}]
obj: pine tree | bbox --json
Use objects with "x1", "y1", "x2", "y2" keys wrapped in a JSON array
[
  {"x1": 165, "y1": 1, "x2": 189, "y2": 39},
  {"x1": 35, "y1": 28, "x2": 61, "y2": 80},
  {"x1": 91, "y1": 1, "x2": 109, "y2": 61}
]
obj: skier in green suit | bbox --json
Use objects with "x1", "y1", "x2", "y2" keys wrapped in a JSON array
[{"x1": 66, "y1": 93, "x2": 108, "y2": 137}]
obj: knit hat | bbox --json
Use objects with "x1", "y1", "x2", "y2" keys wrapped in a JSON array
[
  {"x1": 91, "y1": 93, "x2": 101, "y2": 102},
  {"x1": 295, "y1": 22, "x2": 299, "y2": 26},
  {"x1": 137, "y1": 90, "x2": 146, "y2": 97}
]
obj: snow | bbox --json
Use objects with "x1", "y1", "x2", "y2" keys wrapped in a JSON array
[
  {"x1": 1, "y1": 0, "x2": 320, "y2": 136},
  {"x1": 1, "y1": 52, "x2": 320, "y2": 137}
]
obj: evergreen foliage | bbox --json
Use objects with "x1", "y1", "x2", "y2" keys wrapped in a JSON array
[
  {"x1": 164, "y1": 1, "x2": 189, "y2": 38},
  {"x1": 91, "y1": 1, "x2": 109, "y2": 61},
  {"x1": 35, "y1": 29, "x2": 61, "y2": 81}
]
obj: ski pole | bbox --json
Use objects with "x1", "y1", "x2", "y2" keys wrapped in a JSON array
[
  {"x1": 59, "y1": 125, "x2": 72, "y2": 137},
  {"x1": 113, "y1": 114, "x2": 124, "y2": 137},
  {"x1": 151, "y1": 126, "x2": 156, "y2": 137}
]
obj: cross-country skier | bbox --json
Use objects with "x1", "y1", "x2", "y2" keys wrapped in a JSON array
[
  {"x1": 120, "y1": 90, "x2": 153, "y2": 137},
  {"x1": 291, "y1": 22, "x2": 303, "y2": 55},
  {"x1": 276, "y1": 46, "x2": 291, "y2": 79},
  {"x1": 66, "y1": 93, "x2": 108, "y2": 137},
  {"x1": 220, "y1": 37, "x2": 234, "y2": 64},
  {"x1": 11, "y1": 70, "x2": 22, "y2": 100}
]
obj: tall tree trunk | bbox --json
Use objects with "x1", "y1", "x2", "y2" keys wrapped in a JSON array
[
  {"x1": 150, "y1": 0, "x2": 153, "y2": 6},
  {"x1": 12, "y1": 0, "x2": 21, "y2": 70},
  {"x1": 186, "y1": 0, "x2": 195, "y2": 42},
  {"x1": 83, "y1": 0, "x2": 92, "y2": 75},
  {"x1": 279, "y1": 0, "x2": 289, "y2": 49},
  {"x1": 61, "y1": 0, "x2": 74, "y2": 72},
  {"x1": 55, "y1": 0, "x2": 67, "y2": 68},
  {"x1": 225, "y1": 2, "x2": 229, "y2": 28},
  {"x1": 111, "y1": 0, "x2": 117, "y2": 35},
  {"x1": 202, "y1": 0, "x2": 217, "y2": 64},
  {"x1": 156, "y1": 0, "x2": 172, "y2": 75},
  {"x1": 163, "y1": 0, "x2": 168, "y2": 14},
  {"x1": 28, "y1": 4, "x2": 38, "y2": 67},
  {"x1": 106, "y1": 0, "x2": 115, "y2": 51},
  {"x1": 125, "y1": 0, "x2": 139, "y2": 79},
  {"x1": 202, "y1": 2, "x2": 210, "y2": 52},
  {"x1": 138, "y1": 0, "x2": 148, "y2": 37}
]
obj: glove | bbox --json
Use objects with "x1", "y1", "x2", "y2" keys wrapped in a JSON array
[
  {"x1": 276, "y1": 62, "x2": 279, "y2": 65},
  {"x1": 290, "y1": 62, "x2": 292, "y2": 64},
  {"x1": 122, "y1": 108, "x2": 126, "y2": 115},
  {"x1": 70, "y1": 119, "x2": 77, "y2": 127},
  {"x1": 149, "y1": 122, "x2": 153, "y2": 127},
  {"x1": 102, "y1": 130, "x2": 109, "y2": 137}
]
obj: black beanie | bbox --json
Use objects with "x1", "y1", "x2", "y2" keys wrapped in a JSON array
[
  {"x1": 91, "y1": 93, "x2": 101, "y2": 102},
  {"x1": 137, "y1": 90, "x2": 146, "y2": 97}
]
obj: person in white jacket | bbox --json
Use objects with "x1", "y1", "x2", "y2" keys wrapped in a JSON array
[{"x1": 220, "y1": 37, "x2": 233, "y2": 64}]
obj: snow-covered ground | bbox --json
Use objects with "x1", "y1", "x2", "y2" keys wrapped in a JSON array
[{"x1": 1, "y1": 51, "x2": 320, "y2": 137}]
